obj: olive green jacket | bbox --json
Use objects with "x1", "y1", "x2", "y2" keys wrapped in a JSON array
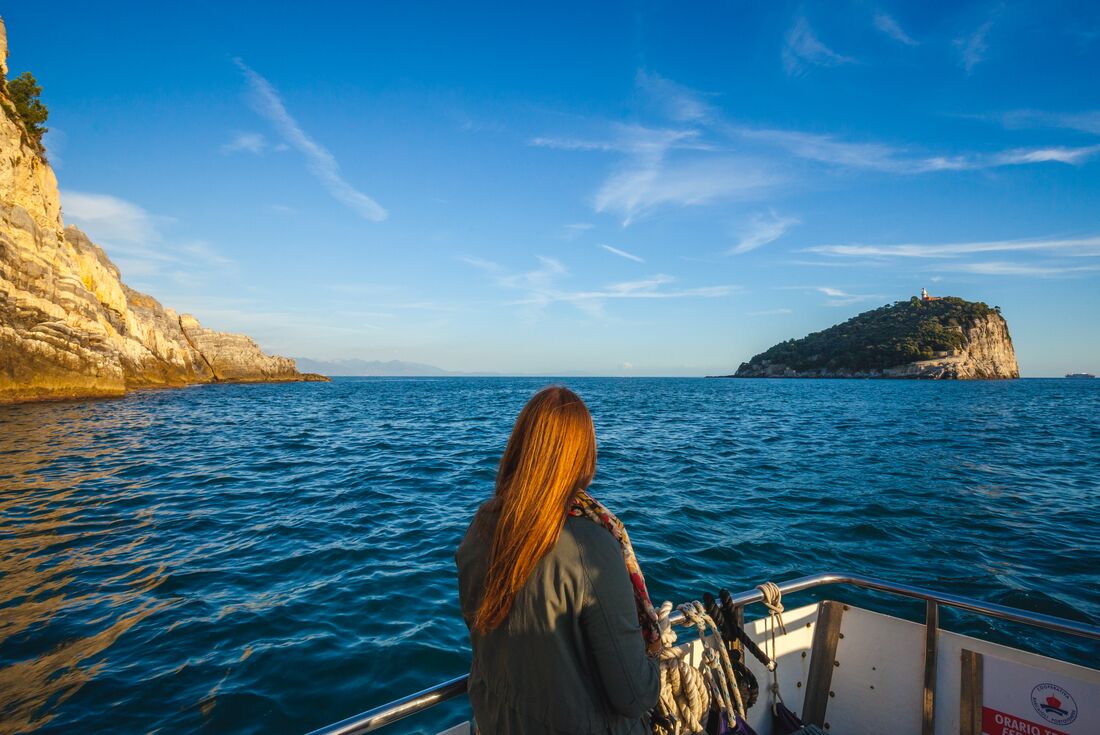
[{"x1": 456, "y1": 502, "x2": 660, "y2": 734}]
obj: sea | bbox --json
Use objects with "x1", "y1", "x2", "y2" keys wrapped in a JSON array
[{"x1": 1, "y1": 377, "x2": 1098, "y2": 734}]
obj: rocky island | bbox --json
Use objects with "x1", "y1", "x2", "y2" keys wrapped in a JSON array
[
  {"x1": 723, "y1": 292, "x2": 1020, "y2": 379},
  {"x1": 0, "y1": 18, "x2": 326, "y2": 404}
]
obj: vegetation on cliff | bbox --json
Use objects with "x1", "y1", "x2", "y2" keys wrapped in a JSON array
[
  {"x1": 740, "y1": 297, "x2": 1003, "y2": 372},
  {"x1": 4, "y1": 71, "x2": 47, "y2": 153}
]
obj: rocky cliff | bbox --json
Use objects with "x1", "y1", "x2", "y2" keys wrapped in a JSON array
[
  {"x1": 0, "y1": 18, "x2": 326, "y2": 404},
  {"x1": 725, "y1": 296, "x2": 1020, "y2": 380}
]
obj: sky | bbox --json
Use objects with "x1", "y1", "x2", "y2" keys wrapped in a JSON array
[{"x1": 5, "y1": 1, "x2": 1100, "y2": 376}]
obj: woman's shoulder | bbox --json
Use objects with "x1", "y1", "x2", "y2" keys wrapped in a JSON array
[
  {"x1": 464, "y1": 499, "x2": 500, "y2": 537},
  {"x1": 562, "y1": 516, "x2": 624, "y2": 570},
  {"x1": 455, "y1": 500, "x2": 498, "y2": 562}
]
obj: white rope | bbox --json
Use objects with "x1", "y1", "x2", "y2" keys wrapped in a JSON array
[
  {"x1": 755, "y1": 582, "x2": 788, "y2": 635},
  {"x1": 755, "y1": 581, "x2": 788, "y2": 713},
  {"x1": 652, "y1": 598, "x2": 759, "y2": 733},
  {"x1": 679, "y1": 601, "x2": 745, "y2": 720},
  {"x1": 652, "y1": 601, "x2": 708, "y2": 735}
]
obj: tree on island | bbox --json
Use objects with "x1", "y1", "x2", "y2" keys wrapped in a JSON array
[
  {"x1": 740, "y1": 296, "x2": 1002, "y2": 372},
  {"x1": 6, "y1": 71, "x2": 48, "y2": 153}
]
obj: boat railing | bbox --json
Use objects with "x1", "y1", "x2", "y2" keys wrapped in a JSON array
[{"x1": 305, "y1": 571, "x2": 1100, "y2": 735}]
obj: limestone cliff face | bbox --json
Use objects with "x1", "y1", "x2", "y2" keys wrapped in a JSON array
[
  {"x1": 0, "y1": 18, "x2": 325, "y2": 404},
  {"x1": 877, "y1": 312, "x2": 1019, "y2": 380},
  {"x1": 727, "y1": 298, "x2": 1020, "y2": 380},
  {"x1": 178, "y1": 315, "x2": 302, "y2": 382}
]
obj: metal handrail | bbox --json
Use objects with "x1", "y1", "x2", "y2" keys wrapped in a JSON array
[{"x1": 306, "y1": 571, "x2": 1100, "y2": 735}]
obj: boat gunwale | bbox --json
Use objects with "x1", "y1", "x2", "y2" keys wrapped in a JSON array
[{"x1": 305, "y1": 570, "x2": 1100, "y2": 735}]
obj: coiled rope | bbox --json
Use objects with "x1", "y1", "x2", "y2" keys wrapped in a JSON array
[
  {"x1": 652, "y1": 600, "x2": 747, "y2": 735},
  {"x1": 654, "y1": 601, "x2": 708, "y2": 735},
  {"x1": 652, "y1": 584, "x2": 795, "y2": 734},
  {"x1": 681, "y1": 601, "x2": 745, "y2": 720}
]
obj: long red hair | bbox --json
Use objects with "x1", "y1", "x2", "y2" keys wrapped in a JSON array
[{"x1": 473, "y1": 385, "x2": 597, "y2": 634}]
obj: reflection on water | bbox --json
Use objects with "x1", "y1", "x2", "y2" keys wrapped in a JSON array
[
  {"x1": 0, "y1": 378, "x2": 1098, "y2": 734},
  {"x1": 0, "y1": 401, "x2": 171, "y2": 734}
]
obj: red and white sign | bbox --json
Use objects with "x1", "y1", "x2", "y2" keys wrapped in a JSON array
[{"x1": 980, "y1": 653, "x2": 1100, "y2": 735}]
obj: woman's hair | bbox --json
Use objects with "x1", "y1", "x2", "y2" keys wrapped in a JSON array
[{"x1": 473, "y1": 385, "x2": 597, "y2": 634}]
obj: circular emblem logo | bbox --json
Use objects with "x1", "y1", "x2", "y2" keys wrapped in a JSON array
[{"x1": 1031, "y1": 683, "x2": 1078, "y2": 726}]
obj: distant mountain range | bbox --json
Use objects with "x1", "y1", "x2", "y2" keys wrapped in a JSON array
[{"x1": 292, "y1": 358, "x2": 472, "y2": 376}]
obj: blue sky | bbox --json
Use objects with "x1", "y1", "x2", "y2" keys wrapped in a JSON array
[{"x1": 6, "y1": 1, "x2": 1100, "y2": 375}]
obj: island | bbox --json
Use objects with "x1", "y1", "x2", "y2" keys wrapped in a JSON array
[
  {"x1": 719, "y1": 291, "x2": 1020, "y2": 379},
  {"x1": 0, "y1": 18, "x2": 327, "y2": 404}
]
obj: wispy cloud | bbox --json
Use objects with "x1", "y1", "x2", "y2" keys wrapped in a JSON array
[
  {"x1": 991, "y1": 145, "x2": 1100, "y2": 165},
  {"x1": 806, "y1": 235, "x2": 1100, "y2": 258},
  {"x1": 783, "y1": 16, "x2": 855, "y2": 75},
  {"x1": 736, "y1": 127, "x2": 902, "y2": 170},
  {"x1": 221, "y1": 132, "x2": 289, "y2": 155},
  {"x1": 599, "y1": 244, "x2": 645, "y2": 263},
  {"x1": 42, "y1": 128, "x2": 65, "y2": 167},
  {"x1": 779, "y1": 285, "x2": 881, "y2": 306},
  {"x1": 449, "y1": 109, "x2": 506, "y2": 134},
  {"x1": 530, "y1": 135, "x2": 621, "y2": 153},
  {"x1": 805, "y1": 234, "x2": 1100, "y2": 279},
  {"x1": 873, "y1": 13, "x2": 918, "y2": 46},
  {"x1": 462, "y1": 255, "x2": 734, "y2": 317},
  {"x1": 727, "y1": 210, "x2": 800, "y2": 254},
  {"x1": 60, "y1": 190, "x2": 234, "y2": 280},
  {"x1": 562, "y1": 222, "x2": 594, "y2": 240},
  {"x1": 534, "y1": 121, "x2": 775, "y2": 225},
  {"x1": 815, "y1": 286, "x2": 882, "y2": 306},
  {"x1": 737, "y1": 126, "x2": 1100, "y2": 173},
  {"x1": 460, "y1": 255, "x2": 506, "y2": 273},
  {"x1": 955, "y1": 20, "x2": 993, "y2": 74},
  {"x1": 499, "y1": 256, "x2": 568, "y2": 294},
  {"x1": 635, "y1": 70, "x2": 712, "y2": 122},
  {"x1": 180, "y1": 240, "x2": 236, "y2": 268},
  {"x1": 62, "y1": 191, "x2": 165, "y2": 245},
  {"x1": 546, "y1": 278, "x2": 735, "y2": 303},
  {"x1": 942, "y1": 261, "x2": 1100, "y2": 277},
  {"x1": 602, "y1": 274, "x2": 675, "y2": 294},
  {"x1": 222, "y1": 132, "x2": 273, "y2": 155},
  {"x1": 535, "y1": 72, "x2": 1092, "y2": 228},
  {"x1": 997, "y1": 109, "x2": 1100, "y2": 136},
  {"x1": 533, "y1": 124, "x2": 706, "y2": 157},
  {"x1": 594, "y1": 156, "x2": 778, "y2": 226},
  {"x1": 234, "y1": 59, "x2": 387, "y2": 221}
]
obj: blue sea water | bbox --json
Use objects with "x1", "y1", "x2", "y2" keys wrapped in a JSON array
[{"x1": 0, "y1": 377, "x2": 1098, "y2": 734}]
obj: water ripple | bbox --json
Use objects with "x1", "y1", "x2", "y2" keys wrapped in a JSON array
[{"x1": 0, "y1": 377, "x2": 1098, "y2": 733}]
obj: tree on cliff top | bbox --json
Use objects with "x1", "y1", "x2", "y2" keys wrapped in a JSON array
[{"x1": 6, "y1": 72, "x2": 48, "y2": 152}]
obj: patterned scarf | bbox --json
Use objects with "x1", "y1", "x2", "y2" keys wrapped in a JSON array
[{"x1": 569, "y1": 489, "x2": 662, "y2": 656}]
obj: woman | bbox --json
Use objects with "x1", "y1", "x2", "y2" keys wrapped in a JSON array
[{"x1": 456, "y1": 386, "x2": 661, "y2": 734}]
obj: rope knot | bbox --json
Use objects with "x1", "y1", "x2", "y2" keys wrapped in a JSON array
[{"x1": 755, "y1": 581, "x2": 788, "y2": 635}]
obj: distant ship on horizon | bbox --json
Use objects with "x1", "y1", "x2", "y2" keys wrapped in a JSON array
[{"x1": 1065, "y1": 372, "x2": 1096, "y2": 379}]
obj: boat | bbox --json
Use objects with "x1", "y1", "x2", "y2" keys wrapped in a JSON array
[
  {"x1": 1065, "y1": 373, "x2": 1095, "y2": 379},
  {"x1": 307, "y1": 572, "x2": 1100, "y2": 735}
]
